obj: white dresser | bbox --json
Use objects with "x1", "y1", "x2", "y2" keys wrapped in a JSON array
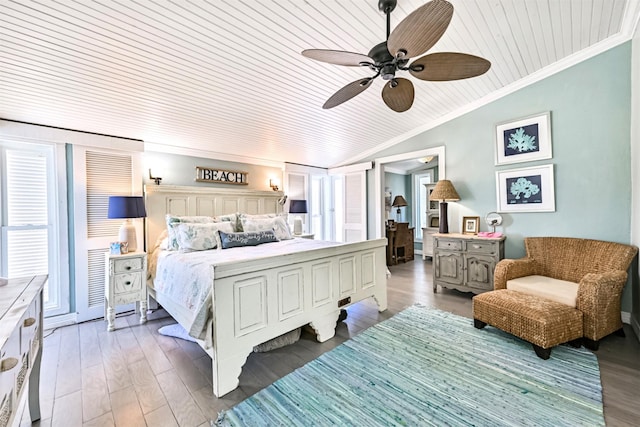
[
  {"x1": 105, "y1": 252, "x2": 147, "y2": 331},
  {"x1": 0, "y1": 275, "x2": 45, "y2": 427}
]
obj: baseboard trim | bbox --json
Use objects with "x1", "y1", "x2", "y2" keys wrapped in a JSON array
[
  {"x1": 622, "y1": 311, "x2": 631, "y2": 324},
  {"x1": 44, "y1": 313, "x2": 77, "y2": 330},
  {"x1": 631, "y1": 314, "x2": 640, "y2": 343}
]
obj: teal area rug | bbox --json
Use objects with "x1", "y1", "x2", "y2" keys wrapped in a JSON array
[{"x1": 216, "y1": 306, "x2": 604, "y2": 426}]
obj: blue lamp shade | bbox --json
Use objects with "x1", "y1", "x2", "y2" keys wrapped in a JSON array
[
  {"x1": 289, "y1": 200, "x2": 307, "y2": 235},
  {"x1": 289, "y1": 200, "x2": 308, "y2": 214},
  {"x1": 108, "y1": 196, "x2": 147, "y2": 219},
  {"x1": 107, "y1": 196, "x2": 146, "y2": 252}
]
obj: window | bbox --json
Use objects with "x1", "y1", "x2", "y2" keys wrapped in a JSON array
[
  {"x1": 0, "y1": 140, "x2": 68, "y2": 316},
  {"x1": 413, "y1": 171, "x2": 434, "y2": 240}
]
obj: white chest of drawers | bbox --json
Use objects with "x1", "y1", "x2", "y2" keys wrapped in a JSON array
[
  {"x1": 104, "y1": 252, "x2": 147, "y2": 331},
  {"x1": 0, "y1": 275, "x2": 46, "y2": 427}
]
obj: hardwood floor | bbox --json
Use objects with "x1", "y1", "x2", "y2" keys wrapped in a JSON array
[{"x1": 20, "y1": 260, "x2": 640, "y2": 426}]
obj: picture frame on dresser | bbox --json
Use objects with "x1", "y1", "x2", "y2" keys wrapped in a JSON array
[
  {"x1": 462, "y1": 216, "x2": 480, "y2": 235},
  {"x1": 496, "y1": 164, "x2": 555, "y2": 213},
  {"x1": 495, "y1": 112, "x2": 552, "y2": 165}
]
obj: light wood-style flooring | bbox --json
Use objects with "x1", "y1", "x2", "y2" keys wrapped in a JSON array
[{"x1": 20, "y1": 260, "x2": 640, "y2": 426}]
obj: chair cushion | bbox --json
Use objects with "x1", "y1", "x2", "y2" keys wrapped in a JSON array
[{"x1": 506, "y1": 275, "x2": 579, "y2": 307}]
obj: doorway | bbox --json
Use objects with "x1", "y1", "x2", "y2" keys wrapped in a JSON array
[{"x1": 373, "y1": 147, "x2": 446, "y2": 239}]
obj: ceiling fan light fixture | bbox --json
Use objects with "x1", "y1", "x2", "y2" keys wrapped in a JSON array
[
  {"x1": 302, "y1": 0, "x2": 490, "y2": 112},
  {"x1": 381, "y1": 64, "x2": 396, "y2": 80}
]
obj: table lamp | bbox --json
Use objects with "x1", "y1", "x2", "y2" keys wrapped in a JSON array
[
  {"x1": 289, "y1": 199, "x2": 308, "y2": 235},
  {"x1": 429, "y1": 180, "x2": 460, "y2": 234},
  {"x1": 391, "y1": 195, "x2": 408, "y2": 221},
  {"x1": 108, "y1": 196, "x2": 147, "y2": 252}
]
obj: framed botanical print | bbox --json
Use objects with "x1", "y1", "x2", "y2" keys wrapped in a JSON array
[
  {"x1": 495, "y1": 112, "x2": 552, "y2": 165},
  {"x1": 496, "y1": 164, "x2": 555, "y2": 212}
]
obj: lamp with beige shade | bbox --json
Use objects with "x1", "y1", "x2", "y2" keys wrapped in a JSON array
[{"x1": 429, "y1": 180, "x2": 460, "y2": 234}]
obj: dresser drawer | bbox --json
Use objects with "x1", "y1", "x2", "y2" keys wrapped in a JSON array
[
  {"x1": 0, "y1": 328, "x2": 20, "y2": 427},
  {"x1": 113, "y1": 257, "x2": 143, "y2": 273},
  {"x1": 465, "y1": 240, "x2": 498, "y2": 255},
  {"x1": 114, "y1": 273, "x2": 143, "y2": 294},
  {"x1": 20, "y1": 296, "x2": 40, "y2": 366},
  {"x1": 435, "y1": 239, "x2": 463, "y2": 251}
]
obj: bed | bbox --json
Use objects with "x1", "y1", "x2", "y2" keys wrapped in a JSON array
[{"x1": 145, "y1": 185, "x2": 388, "y2": 397}]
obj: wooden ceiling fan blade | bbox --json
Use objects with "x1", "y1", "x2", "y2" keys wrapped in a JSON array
[
  {"x1": 382, "y1": 78, "x2": 414, "y2": 113},
  {"x1": 302, "y1": 49, "x2": 373, "y2": 66},
  {"x1": 323, "y1": 78, "x2": 373, "y2": 109},
  {"x1": 387, "y1": 0, "x2": 453, "y2": 59},
  {"x1": 409, "y1": 52, "x2": 491, "y2": 81}
]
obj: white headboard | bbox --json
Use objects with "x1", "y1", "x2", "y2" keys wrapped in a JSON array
[{"x1": 144, "y1": 185, "x2": 284, "y2": 250}]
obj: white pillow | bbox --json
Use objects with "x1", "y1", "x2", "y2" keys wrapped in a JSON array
[
  {"x1": 214, "y1": 212, "x2": 240, "y2": 232},
  {"x1": 176, "y1": 222, "x2": 235, "y2": 252},
  {"x1": 241, "y1": 216, "x2": 292, "y2": 241},
  {"x1": 165, "y1": 214, "x2": 215, "y2": 250},
  {"x1": 238, "y1": 212, "x2": 287, "y2": 232}
]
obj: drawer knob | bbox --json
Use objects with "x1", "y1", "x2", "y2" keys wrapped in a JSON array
[
  {"x1": 24, "y1": 317, "x2": 36, "y2": 327},
  {"x1": 1, "y1": 357, "x2": 18, "y2": 372},
  {"x1": 125, "y1": 281, "x2": 131, "y2": 286},
  {"x1": 126, "y1": 266, "x2": 132, "y2": 270}
]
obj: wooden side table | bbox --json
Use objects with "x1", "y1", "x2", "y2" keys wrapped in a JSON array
[{"x1": 104, "y1": 252, "x2": 147, "y2": 331}]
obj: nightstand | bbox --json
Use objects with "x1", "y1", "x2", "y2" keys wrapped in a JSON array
[
  {"x1": 294, "y1": 233, "x2": 315, "y2": 239},
  {"x1": 104, "y1": 251, "x2": 147, "y2": 331}
]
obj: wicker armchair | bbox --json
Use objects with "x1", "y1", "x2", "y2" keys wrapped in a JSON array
[{"x1": 493, "y1": 237, "x2": 638, "y2": 350}]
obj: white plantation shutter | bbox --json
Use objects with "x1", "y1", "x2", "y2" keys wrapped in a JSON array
[
  {"x1": 74, "y1": 146, "x2": 141, "y2": 322},
  {"x1": 86, "y1": 151, "x2": 133, "y2": 238},
  {"x1": 0, "y1": 142, "x2": 65, "y2": 313},
  {"x1": 329, "y1": 163, "x2": 370, "y2": 242},
  {"x1": 5, "y1": 149, "x2": 49, "y2": 278},
  {"x1": 342, "y1": 172, "x2": 366, "y2": 242}
]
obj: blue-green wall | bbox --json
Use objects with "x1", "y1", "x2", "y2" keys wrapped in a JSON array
[
  {"x1": 385, "y1": 172, "x2": 411, "y2": 223},
  {"x1": 143, "y1": 151, "x2": 282, "y2": 190},
  {"x1": 366, "y1": 43, "x2": 635, "y2": 310}
]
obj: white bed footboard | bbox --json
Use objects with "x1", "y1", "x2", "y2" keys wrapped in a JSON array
[{"x1": 209, "y1": 238, "x2": 387, "y2": 397}]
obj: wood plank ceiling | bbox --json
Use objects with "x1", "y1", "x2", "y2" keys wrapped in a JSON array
[{"x1": 1, "y1": 0, "x2": 638, "y2": 168}]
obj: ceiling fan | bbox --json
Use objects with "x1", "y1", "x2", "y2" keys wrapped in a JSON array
[{"x1": 302, "y1": 0, "x2": 491, "y2": 112}]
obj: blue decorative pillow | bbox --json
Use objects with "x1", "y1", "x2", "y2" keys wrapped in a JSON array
[{"x1": 218, "y1": 230, "x2": 278, "y2": 249}]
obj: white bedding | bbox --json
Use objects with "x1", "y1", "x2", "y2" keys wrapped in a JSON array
[{"x1": 150, "y1": 238, "x2": 343, "y2": 341}]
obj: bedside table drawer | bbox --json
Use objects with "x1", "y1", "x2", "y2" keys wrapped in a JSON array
[
  {"x1": 113, "y1": 257, "x2": 143, "y2": 273},
  {"x1": 113, "y1": 291, "x2": 144, "y2": 306},
  {"x1": 113, "y1": 273, "x2": 143, "y2": 294}
]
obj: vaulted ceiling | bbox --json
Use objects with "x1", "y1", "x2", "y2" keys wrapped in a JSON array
[{"x1": 1, "y1": 0, "x2": 638, "y2": 168}]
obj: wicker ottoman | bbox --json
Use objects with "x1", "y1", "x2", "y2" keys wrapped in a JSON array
[{"x1": 472, "y1": 289, "x2": 583, "y2": 359}]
